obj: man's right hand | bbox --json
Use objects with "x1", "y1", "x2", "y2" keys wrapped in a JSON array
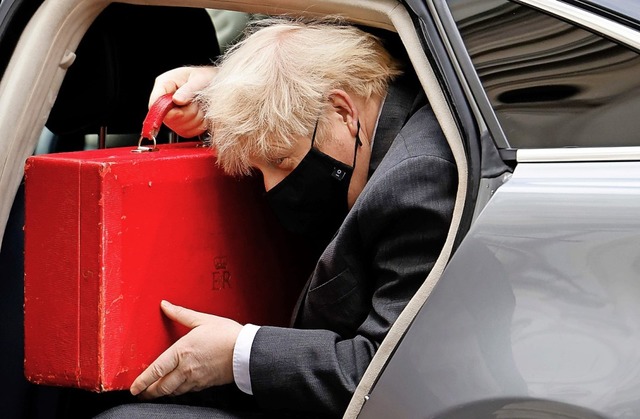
[{"x1": 149, "y1": 66, "x2": 218, "y2": 138}]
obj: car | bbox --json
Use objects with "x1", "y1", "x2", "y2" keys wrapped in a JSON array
[{"x1": 1, "y1": 0, "x2": 640, "y2": 418}]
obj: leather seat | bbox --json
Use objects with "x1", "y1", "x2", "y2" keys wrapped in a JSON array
[{"x1": 47, "y1": 3, "x2": 220, "y2": 149}]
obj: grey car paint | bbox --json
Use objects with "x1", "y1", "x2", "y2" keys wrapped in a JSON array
[{"x1": 359, "y1": 161, "x2": 640, "y2": 418}]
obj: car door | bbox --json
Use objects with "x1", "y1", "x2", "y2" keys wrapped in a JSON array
[
  {"x1": 357, "y1": 0, "x2": 640, "y2": 417},
  {"x1": 0, "y1": 2, "x2": 53, "y2": 418}
]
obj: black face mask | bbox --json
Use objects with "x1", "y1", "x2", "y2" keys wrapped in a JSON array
[{"x1": 266, "y1": 121, "x2": 361, "y2": 241}]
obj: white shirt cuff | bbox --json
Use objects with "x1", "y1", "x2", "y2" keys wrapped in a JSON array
[{"x1": 232, "y1": 323, "x2": 260, "y2": 395}]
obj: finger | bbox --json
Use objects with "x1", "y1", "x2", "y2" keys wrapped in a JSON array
[
  {"x1": 130, "y1": 345, "x2": 180, "y2": 396},
  {"x1": 148, "y1": 67, "x2": 194, "y2": 107},
  {"x1": 163, "y1": 102, "x2": 202, "y2": 127},
  {"x1": 138, "y1": 370, "x2": 188, "y2": 400},
  {"x1": 149, "y1": 79, "x2": 180, "y2": 108},
  {"x1": 165, "y1": 112, "x2": 207, "y2": 139},
  {"x1": 173, "y1": 66, "x2": 218, "y2": 105},
  {"x1": 160, "y1": 300, "x2": 209, "y2": 329},
  {"x1": 172, "y1": 83, "x2": 198, "y2": 106},
  {"x1": 171, "y1": 378, "x2": 199, "y2": 397},
  {"x1": 162, "y1": 102, "x2": 207, "y2": 138}
]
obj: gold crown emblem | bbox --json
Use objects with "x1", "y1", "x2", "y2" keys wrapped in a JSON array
[{"x1": 214, "y1": 257, "x2": 227, "y2": 270}]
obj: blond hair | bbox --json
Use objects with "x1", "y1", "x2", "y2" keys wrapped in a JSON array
[{"x1": 198, "y1": 17, "x2": 402, "y2": 176}]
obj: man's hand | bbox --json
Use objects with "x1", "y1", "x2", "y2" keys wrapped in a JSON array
[
  {"x1": 149, "y1": 66, "x2": 218, "y2": 138},
  {"x1": 130, "y1": 300, "x2": 242, "y2": 399}
]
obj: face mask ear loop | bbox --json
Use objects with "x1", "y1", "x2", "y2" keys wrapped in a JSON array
[
  {"x1": 310, "y1": 120, "x2": 319, "y2": 149},
  {"x1": 352, "y1": 120, "x2": 362, "y2": 168}
]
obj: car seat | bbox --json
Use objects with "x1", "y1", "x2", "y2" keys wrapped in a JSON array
[
  {"x1": 47, "y1": 3, "x2": 220, "y2": 150},
  {"x1": 0, "y1": 3, "x2": 220, "y2": 418}
]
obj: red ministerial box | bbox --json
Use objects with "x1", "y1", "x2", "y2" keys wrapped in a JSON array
[{"x1": 24, "y1": 142, "x2": 313, "y2": 392}]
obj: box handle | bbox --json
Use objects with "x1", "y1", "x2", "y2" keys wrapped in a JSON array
[{"x1": 133, "y1": 93, "x2": 176, "y2": 153}]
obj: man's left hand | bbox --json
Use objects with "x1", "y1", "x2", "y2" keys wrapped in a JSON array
[{"x1": 130, "y1": 300, "x2": 242, "y2": 399}]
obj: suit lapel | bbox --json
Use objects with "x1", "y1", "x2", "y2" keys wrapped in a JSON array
[{"x1": 368, "y1": 71, "x2": 424, "y2": 178}]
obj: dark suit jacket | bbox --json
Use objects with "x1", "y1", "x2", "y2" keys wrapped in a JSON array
[{"x1": 249, "y1": 72, "x2": 458, "y2": 418}]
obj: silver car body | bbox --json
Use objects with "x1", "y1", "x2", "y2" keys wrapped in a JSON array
[
  {"x1": 361, "y1": 160, "x2": 640, "y2": 417},
  {"x1": 359, "y1": 0, "x2": 640, "y2": 417}
]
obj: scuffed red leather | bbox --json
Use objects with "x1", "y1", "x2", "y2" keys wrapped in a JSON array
[{"x1": 141, "y1": 93, "x2": 176, "y2": 139}]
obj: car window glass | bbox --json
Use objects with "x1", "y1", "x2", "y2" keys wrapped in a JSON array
[
  {"x1": 582, "y1": 0, "x2": 640, "y2": 24},
  {"x1": 447, "y1": 0, "x2": 640, "y2": 149}
]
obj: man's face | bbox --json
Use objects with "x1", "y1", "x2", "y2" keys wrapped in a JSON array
[{"x1": 249, "y1": 115, "x2": 371, "y2": 208}]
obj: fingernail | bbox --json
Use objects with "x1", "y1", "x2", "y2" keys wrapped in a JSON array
[
  {"x1": 161, "y1": 300, "x2": 172, "y2": 309},
  {"x1": 173, "y1": 92, "x2": 189, "y2": 104}
]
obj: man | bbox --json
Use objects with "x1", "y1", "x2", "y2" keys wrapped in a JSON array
[{"x1": 99, "y1": 18, "x2": 456, "y2": 418}]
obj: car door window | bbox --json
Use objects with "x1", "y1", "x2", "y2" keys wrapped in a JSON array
[{"x1": 447, "y1": 0, "x2": 640, "y2": 149}]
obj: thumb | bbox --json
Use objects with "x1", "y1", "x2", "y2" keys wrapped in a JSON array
[
  {"x1": 160, "y1": 300, "x2": 206, "y2": 329},
  {"x1": 173, "y1": 67, "x2": 216, "y2": 105},
  {"x1": 171, "y1": 84, "x2": 196, "y2": 106}
]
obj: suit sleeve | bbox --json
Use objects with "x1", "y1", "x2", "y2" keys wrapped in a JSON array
[{"x1": 248, "y1": 146, "x2": 457, "y2": 417}]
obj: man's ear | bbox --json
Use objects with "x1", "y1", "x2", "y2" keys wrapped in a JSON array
[{"x1": 328, "y1": 89, "x2": 359, "y2": 137}]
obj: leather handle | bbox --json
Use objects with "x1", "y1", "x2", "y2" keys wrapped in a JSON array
[{"x1": 141, "y1": 93, "x2": 176, "y2": 139}]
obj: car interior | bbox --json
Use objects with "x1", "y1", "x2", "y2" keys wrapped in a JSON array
[{"x1": 0, "y1": 0, "x2": 468, "y2": 417}]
